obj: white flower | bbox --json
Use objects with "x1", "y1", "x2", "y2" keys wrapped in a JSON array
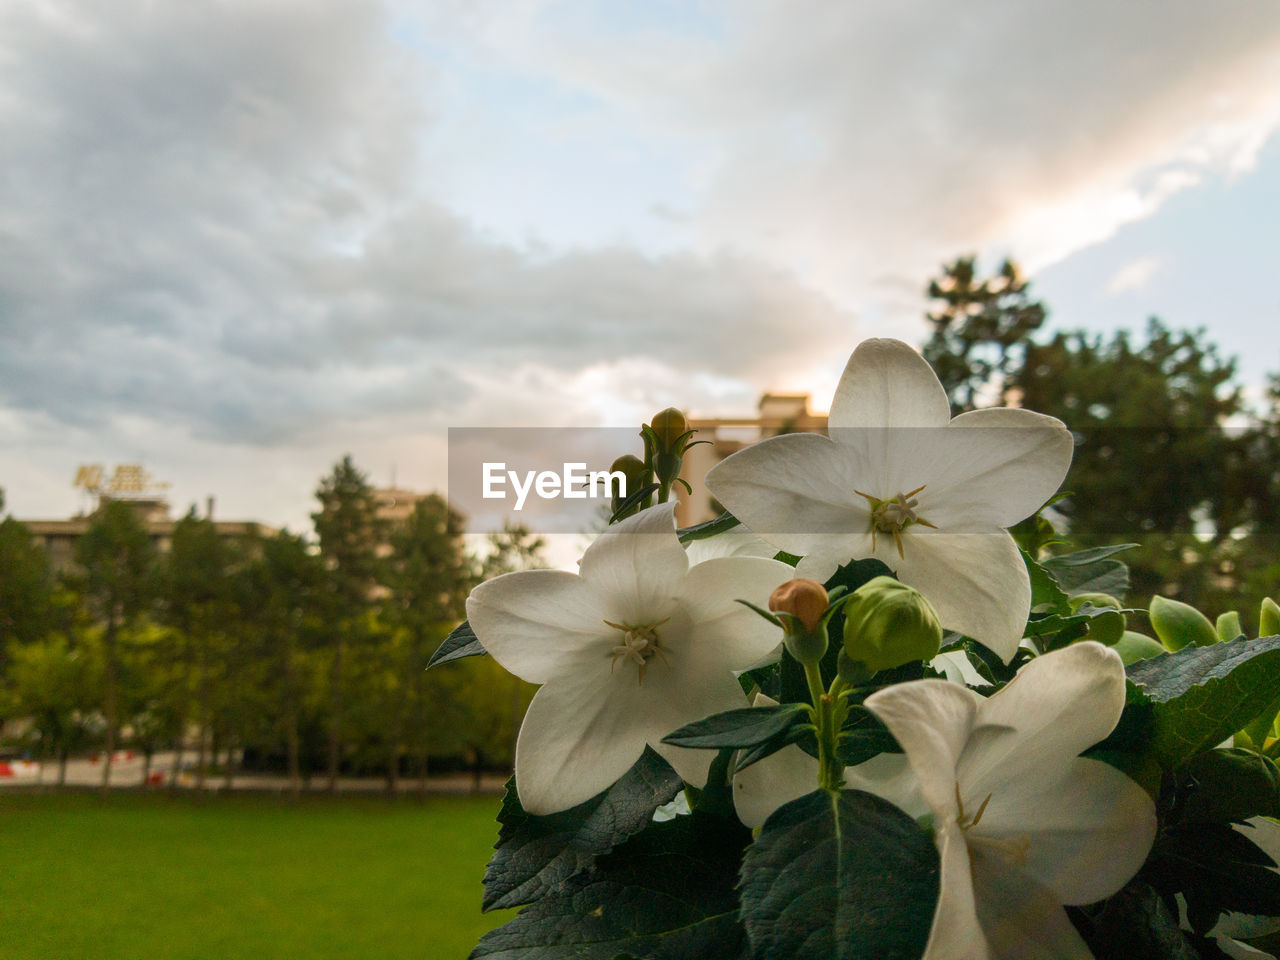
[
  {"x1": 864, "y1": 641, "x2": 1157, "y2": 960},
  {"x1": 732, "y1": 694, "x2": 921, "y2": 829},
  {"x1": 466, "y1": 501, "x2": 792, "y2": 815},
  {"x1": 705, "y1": 338, "x2": 1073, "y2": 661}
]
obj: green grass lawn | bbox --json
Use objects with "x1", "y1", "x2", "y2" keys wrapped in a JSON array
[{"x1": 0, "y1": 790, "x2": 514, "y2": 959}]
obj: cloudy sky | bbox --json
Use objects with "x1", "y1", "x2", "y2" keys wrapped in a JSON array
[{"x1": 2, "y1": 0, "x2": 1279, "y2": 538}]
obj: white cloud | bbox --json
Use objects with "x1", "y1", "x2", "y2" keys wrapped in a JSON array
[{"x1": 1104, "y1": 256, "x2": 1163, "y2": 296}]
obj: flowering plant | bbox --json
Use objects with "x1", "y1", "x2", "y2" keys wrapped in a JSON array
[{"x1": 434, "y1": 340, "x2": 1280, "y2": 960}]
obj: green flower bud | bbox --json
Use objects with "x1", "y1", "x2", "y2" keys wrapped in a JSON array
[
  {"x1": 610, "y1": 454, "x2": 647, "y2": 494},
  {"x1": 1070, "y1": 592, "x2": 1121, "y2": 611},
  {"x1": 769, "y1": 578, "x2": 829, "y2": 663},
  {"x1": 1261, "y1": 597, "x2": 1280, "y2": 638},
  {"x1": 1112, "y1": 631, "x2": 1166, "y2": 666},
  {"x1": 1149, "y1": 595, "x2": 1218, "y2": 651},
  {"x1": 1215, "y1": 611, "x2": 1243, "y2": 642},
  {"x1": 1070, "y1": 593, "x2": 1124, "y2": 645},
  {"x1": 649, "y1": 408, "x2": 687, "y2": 450},
  {"x1": 842, "y1": 576, "x2": 942, "y2": 674}
]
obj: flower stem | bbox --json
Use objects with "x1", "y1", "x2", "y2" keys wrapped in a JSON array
[{"x1": 803, "y1": 660, "x2": 844, "y2": 792}]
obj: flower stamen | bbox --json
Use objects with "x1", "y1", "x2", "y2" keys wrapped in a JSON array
[
  {"x1": 855, "y1": 484, "x2": 938, "y2": 558},
  {"x1": 604, "y1": 618, "x2": 671, "y2": 685},
  {"x1": 955, "y1": 781, "x2": 993, "y2": 831}
]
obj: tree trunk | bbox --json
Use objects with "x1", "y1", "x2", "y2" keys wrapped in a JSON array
[
  {"x1": 101, "y1": 614, "x2": 119, "y2": 796},
  {"x1": 326, "y1": 639, "x2": 344, "y2": 793},
  {"x1": 223, "y1": 735, "x2": 235, "y2": 791},
  {"x1": 282, "y1": 638, "x2": 301, "y2": 800}
]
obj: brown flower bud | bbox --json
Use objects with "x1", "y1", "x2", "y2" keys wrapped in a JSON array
[{"x1": 769, "y1": 578, "x2": 829, "y2": 634}]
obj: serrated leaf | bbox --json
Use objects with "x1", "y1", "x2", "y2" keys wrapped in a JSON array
[
  {"x1": 483, "y1": 747, "x2": 682, "y2": 911},
  {"x1": 1125, "y1": 636, "x2": 1280, "y2": 768},
  {"x1": 472, "y1": 813, "x2": 749, "y2": 960},
  {"x1": 1179, "y1": 749, "x2": 1280, "y2": 824},
  {"x1": 834, "y1": 705, "x2": 901, "y2": 766},
  {"x1": 1023, "y1": 549, "x2": 1070, "y2": 613},
  {"x1": 1043, "y1": 546, "x2": 1135, "y2": 599},
  {"x1": 1070, "y1": 881, "x2": 1202, "y2": 960},
  {"x1": 426, "y1": 620, "x2": 487, "y2": 669},
  {"x1": 1146, "y1": 823, "x2": 1280, "y2": 933},
  {"x1": 1045, "y1": 544, "x2": 1140, "y2": 566},
  {"x1": 662, "y1": 703, "x2": 811, "y2": 751},
  {"x1": 739, "y1": 789, "x2": 939, "y2": 960},
  {"x1": 676, "y1": 511, "x2": 741, "y2": 542}
]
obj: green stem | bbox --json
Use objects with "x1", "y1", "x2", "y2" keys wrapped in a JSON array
[{"x1": 803, "y1": 660, "x2": 844, "y2": 792}]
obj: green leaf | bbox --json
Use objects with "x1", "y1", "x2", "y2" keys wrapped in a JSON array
[
  {"x1": 739, "y1": 789, "x2": 939, "y2": 960},
  {"x1": 661, "y1": 703, "x2": 817, "y2": 772},
  {"x1": 609, "y1": 483, "x2": 660, "y2": 523},
  {"x1": 1125, "y1": 636, "x2": 1280, "y2": 768},
  {"x1": 662, "y1": 703, "x2": 810, "y2": 751},
  {"x1": 676, "y1": 512, "x2": 741, "y2": 542},
  {"x1": 1178, "y1": 748, "x2": 1280, "y2": 824},
  {"x1": 1145, "y1": 823, "x2": 1280, "y2": 933},
  {"x1": 472, "y1": 813, "x2": 750, "y2": 960},
  {"x1": 482, "y1": 748, "x2": 683, "y2": 911},
  {"x1": 426, "y1": 620, "x2": 486, "y2": 669},
  {"x1": 1023, "y1": 549, "x2": 1070, "y2": 614},
  {"x1": 834, "y1": 705, "x2": 901, "y2": 766},
  {"x1": 1070, "y1": 881, "x2": 1201, "y2": 960},
  {"x1": 1043, "y1": 545, "x2": 1135, "y2": 598}
]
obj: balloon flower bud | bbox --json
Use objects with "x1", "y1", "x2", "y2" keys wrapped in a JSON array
[
  {"x1": 1149, "y1": 595, "x2": 1217, "y2": 651},
  {"x1": 842, "y1": 576, "x2": 942, "y2": 674},
  {"x1": 1261, "y1": 597, "x2": 1280, "y2": 638},
  {"x1": 610, "y1": 454, "x2": 647, "y2": 500},
  {"x1": 769, "y1": 578, "x2": 829, "y2": 663},
  {"x1": 649, "y1": 408, "x2": 688, "y2": 450}
]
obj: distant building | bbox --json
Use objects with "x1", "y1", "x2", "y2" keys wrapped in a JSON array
[
  {"x1": 675, "y1": 393, "x2": 828, "y2": 528},
  {"x1": 23, "y1": 495, "x2": 274, "y2": 574}
]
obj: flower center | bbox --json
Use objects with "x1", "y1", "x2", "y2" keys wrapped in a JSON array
[
  {"x1": 855, "y1": 484, "x2": 937, "y2": 558},
  {"x1": 604, "y1": 618, "x2": 671, "y2": 685},
  {"x1": 955, "y1": 782, "x2": 1032, "y2": 866}
]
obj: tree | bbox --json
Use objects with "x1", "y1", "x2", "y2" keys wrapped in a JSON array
[
  {"x1": 922, "y1": 256, "x2": 1047, "y2": 413},
  {"x1": 159, "y1": 508, "x2": 236, "y2": 791},
  {"x1": 2, "y1": 633, "x2": 101, "y2": 786},
  {"x1": 311, "y1": 455, "x2": 385, "y2": 792},
  {"x1": 382, "y1": 495, "x2": 474, "y2": 794},
  {"x1": 239, "y1": 530, "x2": 326, "y2": 797},
  {"x1": 74, "y1": 499, "x2": 156, "y2": 793},
  {"x1": 0, "y1": 515, "x2": 55, "y2": 671}
]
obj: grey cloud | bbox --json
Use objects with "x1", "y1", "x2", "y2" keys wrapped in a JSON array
[{"x1": 0, "y1": 0, "x2": 856, "y2": 445}]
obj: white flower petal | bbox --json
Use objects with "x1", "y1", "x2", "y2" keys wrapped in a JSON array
[
  {"x1": 683, "y1": 530, "x2": 779, "y2": 564},
  {"x1": 864, "y1": 678, "x2": 983, "y2": 816},
  {"x1": 961, "y1": 642, "x2": 1127, "y2": 793},
  {"x1": 923, "y1": 409, "x2": 1074, "y2": 530},
  {"x1": 923, "y1": 820, "x2": 992, "y2": 960},
  {"x1": 679, "y1": 555, "x2": 794, "y2": 668},
  {"x1": 976, "y1": 756, "x2": 1156, "y2": 905},
  {"x1": 466, "y1": 569, "x2": 611, "y2": 684},
  {"x1": 931, "y1": 649, "x2": 988, "y2": 687},
  {"x1": 732, "y1": 738, "x2": 820, "y2": 829},
  {"x1": 969, "y1": 845, "x2": 1096, "y2": 960},
  {"x1": 829, "y1": 338, "x2": 951, "y2": 431},
  {"x1": 895, "y1": 532, "x2": 1030, "y2": 662},
  {"x1": 705, "y1": 432, "x2": 869, "y2": 556},
  {"x1": 578, "y1": 502, "x2": 689, "y2": 623},
  {"x1": 514, "y1": 666, "x2": 665, "y2": 814}
]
